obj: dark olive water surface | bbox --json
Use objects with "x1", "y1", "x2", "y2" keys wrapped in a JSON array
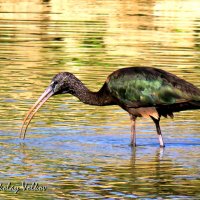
[{"x1": 0, "y1": 0, "x2": 200, "y2": 199}]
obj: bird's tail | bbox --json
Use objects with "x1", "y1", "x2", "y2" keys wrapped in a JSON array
[
  {"x1": 175, "y1": 101, "x2": 200, "y2": 111},
  {"x1": 157, "y1": 101, "x2": 200, "y2": 117},
  {"x1": 189, "y1": 101, "x2": 200, "y2": 109}
]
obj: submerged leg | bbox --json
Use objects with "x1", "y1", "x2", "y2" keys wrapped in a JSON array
[
  {"x1": 151, "y1": 116, "x2": 165, "y2": 147},
  {"x1": 130, "y1": 115, "x2": 137, "y2": 147}
]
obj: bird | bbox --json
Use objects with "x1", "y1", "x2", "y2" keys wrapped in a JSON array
[{"x1": 20, "y1": 67, "x2": 200, "y2": 147}]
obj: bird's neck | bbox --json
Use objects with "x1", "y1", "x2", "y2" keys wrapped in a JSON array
[{"x1": 69, "y1": 76, "x2": 115, "y2": 106}]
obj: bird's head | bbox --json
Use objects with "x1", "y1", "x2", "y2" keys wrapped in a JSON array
[
  {"x1": 20, "y1": 72, "x2": 74, "y2": 139},
  {"x1": 51, "y1": 72, "x2": 74, "y2": 95}
]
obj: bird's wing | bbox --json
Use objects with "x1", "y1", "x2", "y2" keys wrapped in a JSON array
[{"x1": 107, "y1": 68, "x2": 200, "y2": 108}]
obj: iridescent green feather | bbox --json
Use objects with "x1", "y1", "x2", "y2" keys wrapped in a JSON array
[{"x1": 107, "y1": 73, "x2": 198, "y2": 107}]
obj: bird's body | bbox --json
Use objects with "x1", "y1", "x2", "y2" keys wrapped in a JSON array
[
  {"x1": 20, "y1": 67, "x2": 200, "y2": 147},
  {"x1": 107, "y1": 67, "x2": 200, "y2": 117}
]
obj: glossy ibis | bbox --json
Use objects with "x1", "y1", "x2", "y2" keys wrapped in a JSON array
[{"x1": 20, "y1": 67, "x2": 200, "y2": 147}]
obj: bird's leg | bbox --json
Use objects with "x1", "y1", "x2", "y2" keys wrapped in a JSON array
[
  {"x1": 130, "y1": 115, "x2": 137, "y2": 147},
  {"x1": 151, "y1": 116, "x2": 165, "y2": 148}
]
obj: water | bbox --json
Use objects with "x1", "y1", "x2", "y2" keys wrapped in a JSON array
[{"x1": 0, "y1": 0, "x2": 200, "y2": 199}]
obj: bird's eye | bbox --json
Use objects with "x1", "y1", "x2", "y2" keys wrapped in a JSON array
[{"x1": 51, "y1": 81, "x2": 58, "y2": 86}]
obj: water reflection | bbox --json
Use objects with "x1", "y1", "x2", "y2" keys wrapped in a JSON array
[
  {"x1": 5, "y1": 141, "x2": 198, "y2": 199},
  {"x1": 0, "y1": 0, "x2": 200, "y2": 199}
]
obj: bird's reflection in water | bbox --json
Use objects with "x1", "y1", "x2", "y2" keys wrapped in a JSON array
[
  {"x1": 16, "y1": 140, "x2": 197, "y2": 199},
  {"x1": 130, "y1": 146, "x2": 165, "y2": 166}
]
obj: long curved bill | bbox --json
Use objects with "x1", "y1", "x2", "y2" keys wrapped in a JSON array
[{"x1": 20, "y1": 85, "x2": 54, "y2": 139}]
